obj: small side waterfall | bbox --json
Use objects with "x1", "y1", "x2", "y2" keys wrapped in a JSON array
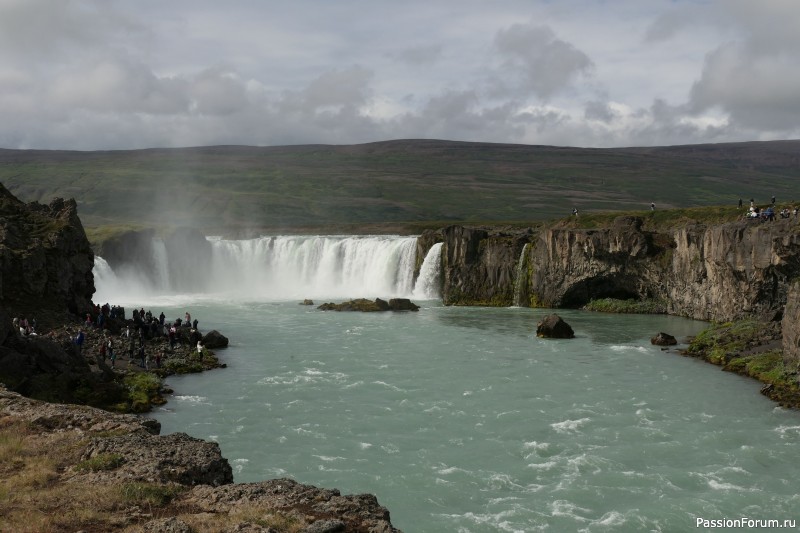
[
  {"x1": 512, "y1": 243, "x2": 530, "y2": 307},
  {"x1": 151, "y1": 239, "x2": 170, "y2": 289},
  {"x1": 413, "y1": 243, "x2": 443, "y2": 299}
]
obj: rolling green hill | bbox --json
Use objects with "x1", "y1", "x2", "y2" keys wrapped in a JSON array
[{"x1": 1, "y1": 139, "x2": 798, "y2": 234}]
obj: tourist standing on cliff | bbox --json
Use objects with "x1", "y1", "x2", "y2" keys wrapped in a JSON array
[
  {"x1": 138, "y1": 344, "x2": 147, "y2": 369},
  {"x1": 74, "y1": 329, "x2": 85, "y2": 356},
  {"x1": 108, "y1": 338, "x2": 116, "y2": 367},
  {"x1": 650, "y1": 202, "x2": 655, "y2": 210}
]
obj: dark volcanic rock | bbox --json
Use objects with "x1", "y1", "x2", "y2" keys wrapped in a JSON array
[
  {"x1": 0, "y1": 306, "x2": 127, "y2": 405},
  {"x1": 651, "y1": 332, "x2": 677, "y2": 346},
  {"x1": 202, "y1": 329, "x2": 229, "y2": 349},
  {"x1": 536, "y1": 314, "x2": 575, "y2": 339},
  {"x1": 388, "y1": 298, "x2": 420, "y2": 311},
  {"x1": 186, "y1": 478, "x2": 400, "y2": 533},
  {"x1": 79, "y1": 431, "x2": 233, "y2": 486},
  {"x1": 0, "y1": 183, "x2": 94, "y2": 321}
]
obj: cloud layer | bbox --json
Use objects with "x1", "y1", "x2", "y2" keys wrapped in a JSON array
[{"x1": 1, "y1": 0, "x2": 798, "y2": 149}]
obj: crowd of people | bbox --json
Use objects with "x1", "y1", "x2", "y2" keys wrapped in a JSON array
[
  {"x1": 12, "y1": 316, "x2": 37, "y2": 337},
  {"x1": 741, "y1": 197, "x2": 797, "y2": 222},
  {"x1": 73, "y1": 304, "x2": 204, "y2": 371}
]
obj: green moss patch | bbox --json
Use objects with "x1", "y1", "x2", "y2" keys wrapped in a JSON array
[
  {"x1": 75, "y1": 453, "x2": 125, "y2": 473},
  {"x1": 584, "y1": 298, "x2": 667, "y2": 314}
]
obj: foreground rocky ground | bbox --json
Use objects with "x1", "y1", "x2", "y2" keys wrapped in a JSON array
[{"x1": 0, "y1": 387, "x2": 401, "y2": 533}]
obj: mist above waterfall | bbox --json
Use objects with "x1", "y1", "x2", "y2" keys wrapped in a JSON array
[{"x1": 94, "y1": 234, "x2": 442, "y2": 305}]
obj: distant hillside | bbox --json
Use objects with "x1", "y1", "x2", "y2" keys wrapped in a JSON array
[{"x1": 1, "y1": 139, "x2": 798, "y2": 233}]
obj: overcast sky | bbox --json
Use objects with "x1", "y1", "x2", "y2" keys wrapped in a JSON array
[{"x1": 1, "y1": 0, "x2": 798, "y2": 150}]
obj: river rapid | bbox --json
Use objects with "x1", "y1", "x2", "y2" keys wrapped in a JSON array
[{"x1": 94, "y1": 235, "x2": 800, "y2": 532}]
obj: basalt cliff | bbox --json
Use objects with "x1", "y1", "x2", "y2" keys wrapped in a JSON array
[
  {"x1": 0, "y1": 182, "x2": 94, "y2": 322},
  {"x1": 426, "y1": 216, "x2": 800, "y2": 321}
]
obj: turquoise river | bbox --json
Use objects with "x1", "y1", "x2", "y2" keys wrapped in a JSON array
[{"x1": 94, "y1": 235, "x2": 800, "y2": 532}]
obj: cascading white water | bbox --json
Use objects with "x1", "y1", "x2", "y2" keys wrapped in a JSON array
[
  {"x1": 151, "y1": 238, "x2": 170, "y2": 290},
  {"x1": 412, "y1": 243, "x2": 443, "y2": 300},
  {"x1": 513, "y1": 243, "x2": 530, "y2": 307},
  {"x1": 94, "y1": 235, "x2": 421, "y2": 304},
  {"x1": 93, "y1": 256, "x2": 158, "y2": 305},
  {"x1": 208, "y1": 235, "x2": 418, "y2": 300}
]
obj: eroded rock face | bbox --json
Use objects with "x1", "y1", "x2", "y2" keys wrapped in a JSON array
[
  {"x1": 441, "y1": 225, "x2": 529, "y2": 306},
  {"x1": 0, "y1": 183, "x2": 95, "y2": 320},
  {"x1": 440, "y1": 218, "x2": 800, "y2": 323},
  {"x1": 781, "y1": 280, "x2": 800, "y2": 377},
  {"x1": 186, "y1": 479, "x2": 399, "y2": 533},
  {"x1": 78, "y1": 431, "x2": 233, "y2": 486}
]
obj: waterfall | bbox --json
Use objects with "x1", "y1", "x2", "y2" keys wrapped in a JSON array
[
  {"x1": 95, "y1": 235, "x2": 421, "y2": 304},
  {"x1": 93, "y1": 256, "x2": 156, "y2": 305},
  {"x1": 413, "y1": 243, "x2": 443, "y2": 299},
  {"x1": 513, "y1": 243, "x2": 530, "y2": 307},
  {"x1": 151, "y1": 238, "x2": 170, "y2": 289}
]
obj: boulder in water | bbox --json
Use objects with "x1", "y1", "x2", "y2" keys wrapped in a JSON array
[
  {"x1": 388, "y1": 298, "x2": 420, "y2": 311},
  {"x1": 536, "y1": 314, "x2": 575, "y2": 339},
  {"x1": 300, "y1": 299, "x2": 315, "y2": 306},
  {"x1": 202, "y1": 330, "x2": 229, "y2": 349},
  {"x1": 651, "y1": 332, "x2": 677, "y2": 346}
]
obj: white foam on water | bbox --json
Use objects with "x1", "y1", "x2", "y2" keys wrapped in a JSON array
[
  {"x1": 174, "y1": 395, "x2": 210, "y2": 405},
  {"x1": 550, "y1": 417, "x2": 591, "y2": 434},
  {"x1": 549, "y1": 500, "x2": 591, "y2": 521},
  {"x1": 775, "y1": 424, "x2": 800, "y2": 438},
  {"x1": 232, "y1": 458, "x2": 249, "y2": 474}
]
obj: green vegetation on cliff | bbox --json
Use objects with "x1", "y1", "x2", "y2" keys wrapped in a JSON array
[{"x1": 583, "y1": 298, "x2": 667, "y2": 314}]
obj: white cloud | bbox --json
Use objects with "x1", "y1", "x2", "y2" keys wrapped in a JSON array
[
  {"x1": 491, "y1": 23, "x2": 593, "y2": 100},
  {"x1": 0, "y1": 0, "x2": 798, "y2": 149}
]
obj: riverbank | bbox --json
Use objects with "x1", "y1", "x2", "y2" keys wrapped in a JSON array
[{"x1": 682, "y1": 318, "x2": 800, "y2": 408}]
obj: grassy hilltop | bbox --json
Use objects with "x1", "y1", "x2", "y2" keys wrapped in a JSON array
[{"x1": 1, "y1": 138, "x2": 798, "y2": 234}]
